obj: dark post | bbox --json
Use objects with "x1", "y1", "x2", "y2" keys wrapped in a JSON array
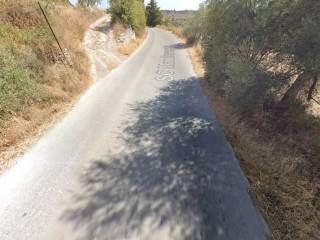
[{"x1": 38, "y1": 1, "x2": 69, "y2": 66}]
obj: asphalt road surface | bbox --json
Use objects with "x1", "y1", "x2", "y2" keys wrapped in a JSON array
[{"x1": 0, "y1": 28, "x2": 268, "y2": 240}]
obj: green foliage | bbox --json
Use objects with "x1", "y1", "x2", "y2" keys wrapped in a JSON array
[
  {"x1": 182, "y1": 4, "x2": 205, "y2": 45},
  {"x1": 0, "y1": 24, "x2": 10, "y2": 38},
  {"x1": 265, "y1": 0, "x2": 320, "y2": 74},
  {"x1": 0, "y1": 20, "x2": 55, "y2": 118},
  {"x1": 184, "y1": 0, "x2": 320, "y2": 111},
  {"x1": 109, "y1": 0, "x2": 146, "y2": 33},
  {"x1": 130, "y1": 0, "x2": 147, "y2": 33},
  {"x1": 146, "y1": 0, "x2": 162, "y2": 27},
  {"x1": 0, "y1": 47, "x2": 39, "y2": 116},
  {"x1": 78, "y1": 0, "x2": 101, "y2": 7},
  {"x1": 0, "y1": 22, "x2": 54, "y2": 45},
  {"x1": 224, "y1": 51, "x2": 272, "y2": 110},
  {"x1": 0, "y1": 20, "x2": 55, "y2": 119}
]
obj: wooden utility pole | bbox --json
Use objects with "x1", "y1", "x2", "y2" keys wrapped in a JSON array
[{"x1": 38, "y1": 2, "x2": 73, "y2": 67}]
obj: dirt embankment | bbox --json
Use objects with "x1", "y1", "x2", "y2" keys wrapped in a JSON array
[
  {"x1": 83, "y1": 15, "x2": 145, "y2": 81},
  {"x1": 0, "y1": 2, "x2": 145, "y2": 172}
]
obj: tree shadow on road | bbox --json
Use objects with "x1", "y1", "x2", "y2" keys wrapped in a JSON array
[{"x1": 61, "y1": 78, "x2": 267, "y2": 240}]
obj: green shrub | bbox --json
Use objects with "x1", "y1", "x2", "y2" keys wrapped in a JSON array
[
  {"x1": 0, "y1": 22, "x2": 54, "y2": 46},
  {"x1": 0, "y1": 47, "x2": 39, "y2": 116},
  {"x1": 130, "y1": 0, "x2": 146, "y2": 33},
  {"x1": 187, "y1": 0, "x2": 320, "y2": 110},
  {"x1": 146, "y1": 0, "x2": 162, "y2": 27},
  {"x1": 182, "y1": 4, "x2": 205, "y2": 45},
  {"x1": 0, "y1": 24, "x2": 10, "y2": 38},
  {"x1": 109, "y1": 0, "x2": 146, "y2": 33},
  {"x1": 224, "y1": 52, "x2": 271, "y2": 111}
]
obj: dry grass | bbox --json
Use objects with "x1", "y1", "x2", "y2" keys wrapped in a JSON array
[
  {"x1": 166, "y1": 27, "x2": 320, "y2": 240},
  {"x1": 0, "y1": 94, "x2": 77, "y2": 170},
  {"x1": 204, "y1": 95, "x2": 320, "y2": 240},
  {"x1": 107, "y1": 62, "x2": 119, "y2": 71},
  {"x1": 158, "y1": 25, "x2": 183, "y2": 38},
  {"x1": 186, "y1": 43, "x2": 205, "y2": 78},
  {"x1": 0, "y1": 2, "x2": 104, "y2": 172},
  {"x1": 118, "y1": 31, "x2": 147, "y2": 56}
]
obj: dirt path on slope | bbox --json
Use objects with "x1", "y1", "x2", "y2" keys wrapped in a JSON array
[{"x1": 83, "y1": 15, "x2": 127, "y2": 81}]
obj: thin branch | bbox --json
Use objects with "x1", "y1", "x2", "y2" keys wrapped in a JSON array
[{"x1": 311, "y1": 97, "x2": 320, "y2": 106}]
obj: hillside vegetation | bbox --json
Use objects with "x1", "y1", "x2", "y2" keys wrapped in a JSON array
[
  {"x1": 109, "y1": 0, "x2": 146, "y2": 34},
  {"x1": 0, "y1": 0, "x2": 103, "y2": 169},
  {"x1": 161, "y1": 10, "x2": 193, "y2": 26},
  {"x1": 146, "y1": 0, "x2": 162, "y2": 27},
  {"x1": 179, "y1": 0, "x2": 320, "y2": 239}
]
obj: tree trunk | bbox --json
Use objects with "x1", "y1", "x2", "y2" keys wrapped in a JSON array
[
  {"x1": 279, "y1": 71, "x2": 310, "y2": 106},
  {"x1": 307, "y1": 74, "x2": 319, "y2": 101}
]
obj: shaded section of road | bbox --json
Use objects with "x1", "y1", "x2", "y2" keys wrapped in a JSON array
[
  {"x1": 62, "y1": 78, "x2": 267, "y2": 240},
  {"x1": 0, "y1": 28, "x2": 268, "y2": 240}
]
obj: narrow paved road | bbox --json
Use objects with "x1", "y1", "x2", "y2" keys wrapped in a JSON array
[{"x1": 0, "y1": 29, "x2": 268, "y2": 240}]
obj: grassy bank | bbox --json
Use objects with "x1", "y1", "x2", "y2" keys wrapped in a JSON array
[{"x1": 0, "y1": 1, "x2": 103, "y2": 170}]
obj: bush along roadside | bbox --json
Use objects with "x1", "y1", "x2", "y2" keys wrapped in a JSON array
[
  {"x1": 108, "y1": 0, "x2": 146, "y2": 35},
  {"x1": 170, "y1": 0, "x2": 320, "y2": 239}
]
